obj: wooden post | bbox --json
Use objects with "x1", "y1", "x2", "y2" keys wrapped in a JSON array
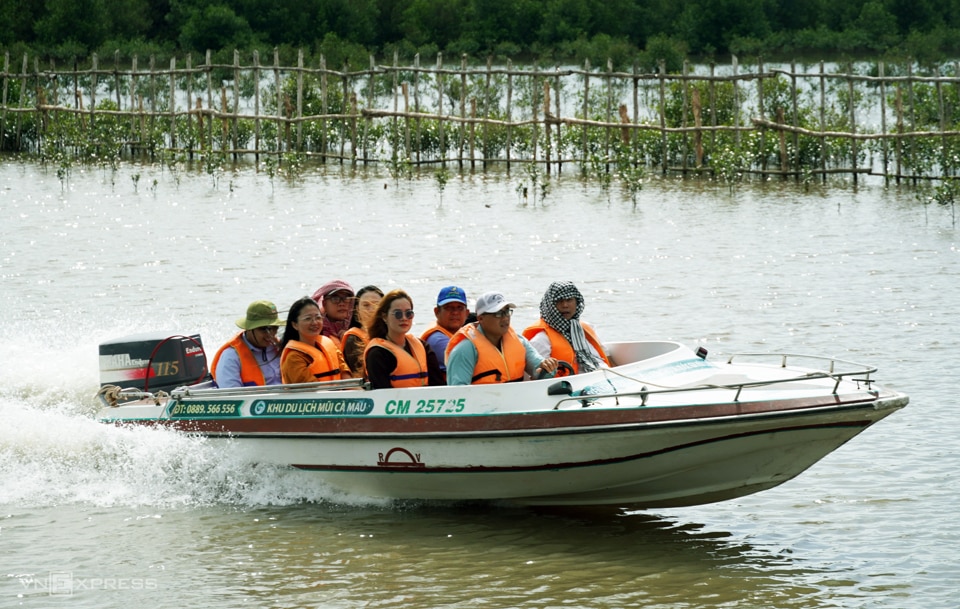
[
  {"x1": 731, "y1": 55, "x2": 740, "y2": 148},
  {"x1": 692, "y1": 88, "x2": 703, "y2": 167},
  {"x1": 848, "y1": 62, "x2": 857, "y2": 184},
  {"x1": 414, "y1": 53, "x2": 421, "y2": 165},
  {"x1": 0, "y1": 52, "x2": 8, "y2": 152},
  {"x1": 658, "y1": 60, "x2": 667, "y2": 175},
  {"x1": 274, "y1": 48, "x2": 283, "y2": 154},
  {"x1": 205, "y1": 49, "x2": 214, "y2": 152},
  {"x1": 148, "y1": 55, "x2": 157, "y2": 155},
  {"x1": 790, "y1": 61, "x2": 799, "y2": 180},
  {"x1": 437, "y1": 52, "x2": 445, "y2": 167},
  {"x1": 582, "y1": 59, "x2": 590, "y2": 175},
  {"x1": 169, "y1": 56, "x2": 177, "y2": 152},
  {"x1": 296, "y1": 49, "x2": 304, "y2": 152},
  {"x1": 91, "y1": 53, "x2": 99, "y2": 138},
  {"x1": 554, "y1": 65, "x2": 562, "y2": 174},
  {"x1": 403, "y1": 81, "x2": 411, "y2": 162},
  {"x1": 681, "y1": 60, "x2": 689, "y2": 174},
  {"x1": 895, "y1": 85, "x2": 903, "y2": 183},
  {"x1": 364, "y1": 53, "x2": 375, "y2": 164},
  {"x1": 937, "y1": 67, "x2": 946, "y2": 175},
  {"x1": 757, "y1": 57, "x2": 766, "y2": 175},
  {"x1": 185, "y1": 53, "x2": 193, "y2": 155},
  {"x1": 819, "y1": 61, "x2": 826, "y2": 182},
  {"x1": 320, "y1": 54, "x2": 327, "y2": 162},
  {"x1": 777, "y1": 106, "x2": 787, "y2": 177},
  {"x1": 253, "y1": 50, "x2": 260, "y2": 163},
  {"x1": 505, "y1": 58, "x2": 512, "y2": 171},
  {"x1": 879, "y1": 62, "x2": 888, "y2": 180},
  {"x1": 543, "y1": 79, "x2": 551, "y2": 174},
  {"x1": 484, "y1": 56, "x2": 492, "y2": 170},
  {"x1": 907, "y1": 62, "x2": 916, "y2": 183},
  {"x1": 232, "y1": 50, "x2": 240, "y2": 159},
  {"x1": 459, "y1": 54, "x2": 467, "y2": 168},
  {"x1": 709, "y1": 62, "x2": 717, "y2": 151},
  {"x1": 604, "y1": 58, "x2": 612, "y2": 172},
  {"x1": 470, "y1": 97, "x2": 476, "y2": 170}
]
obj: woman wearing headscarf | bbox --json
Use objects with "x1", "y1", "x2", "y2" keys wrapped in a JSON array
[{"x1": 522, "y1": 281, "x2": 610, "y2": 375}]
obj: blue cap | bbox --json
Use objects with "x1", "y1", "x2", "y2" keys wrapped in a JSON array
[{"x1": 437, "y1": 286, "x2": 468, "y2": 306}]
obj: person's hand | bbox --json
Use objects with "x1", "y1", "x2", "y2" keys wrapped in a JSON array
[{"x1": 538, "y1": 357, "x2": 559, "y2": 375}]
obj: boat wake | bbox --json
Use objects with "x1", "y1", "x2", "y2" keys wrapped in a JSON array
[{"x1": 0, "y1": 395, "x2": 390, "y2": 509}]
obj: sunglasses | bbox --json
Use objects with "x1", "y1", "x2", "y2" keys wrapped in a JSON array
[
  {"x1": 486, "y1": 308, "x2": 514, "y2": 318},
  {"x1": 390, "y1": 309, "x2": 415, "y2": 320},
  {"x1": 326, "y1": 295, "x2": 355, "y2": 305}
]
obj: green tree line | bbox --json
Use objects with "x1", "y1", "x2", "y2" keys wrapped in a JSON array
[{"x1": 2, "y1": 0, "x2": 960, "y2": 68}]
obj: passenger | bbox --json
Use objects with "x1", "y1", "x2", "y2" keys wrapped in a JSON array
[
  {"x1": 419, "y1": 285, "x2": 469, "y2": 384},
  {"x1": 311, "y1": 279, "x2": 355, "y2": 341},
  {"x1": 210, "y1": 300, "x2": 285, "y2": 387},
  {"x1": 446, "y1": 291, "x2": 559, "y2": 385},
  {"x1": 364, "y1": 289, "x2": 444, "y2": 389},
  {"x1": 523, "y1": 281, "x2": 610, "y2": 374},
  {"x1": 279, "y1": 296, "x2": 352, "y2": 384},
  {"x1": 341, "y1": 285, "x2": 384, "y2": 376}
]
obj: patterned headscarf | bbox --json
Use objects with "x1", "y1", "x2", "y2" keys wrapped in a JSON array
[{"x1": 539, "y1": 281, "x2": 603, "y2": 372}]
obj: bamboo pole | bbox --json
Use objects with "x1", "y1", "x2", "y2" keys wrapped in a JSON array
[
  {"x1": 320, "y1": 54, "x2": 327, "y2": 162},
  {"x1": 758, "y1": 57, "x2": 767, "y2": 175},
  {"x1": 458, "y1": 54, "x2": 467, "y2": 167},
  {"x1": 505, "y1": 58, "x2": 513, "y2": 171},
  {"x1": 253, "y1": 50, "x2": 260, "y2": 163},
  {"x1": 296, "y1": 49, "x2": 304, "y2": 152},
  {"x1": 790, "y1": 60, "x2": 799, "y2": 179},
  {"x1": 681, "y1": 60, "x2": 689, "y2": 174},
  {"x1": 879, "y1": 62, "x2": 888, "y2": 180},
  {"x1": 582, "y1": 59, "x2": 589, "y2": 174},
  {"x1": 658, "y1": 60, "x2": 667, "y2": 175},
  {"x1": 232, "y1": 50, "x2": 240, "y2": 160},
  {"x1": 818, "y1": 61, "x2": 826, "y2": 182},
  {"x1": 0, "y1": 52, "x2": 8, "y2": 152},
  {"x1": 543, "y1": 79, "x2": 551, "y2": 174},
  {"x1": 185, "y1": 53, "x2": 193, "y2": 153},
  {"x1": 437, "y1": 53, "x2": 445, "y2": 166},
  {"x1": 848, "y1": 62, "x2": 857, "y2": 184},
  {"x1": 414, "y1": 53, "x2": 421, "y2": 165},
  {"x1": 169, "y1": 56, "x2": 177, "y2": 152}
]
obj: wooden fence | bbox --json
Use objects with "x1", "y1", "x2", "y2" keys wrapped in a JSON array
[{"x1": 3, "y1": 49, "x2": 960, "y2": 183}]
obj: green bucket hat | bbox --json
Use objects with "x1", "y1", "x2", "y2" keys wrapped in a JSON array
[{"x1": 236, "y1": 300, "x2": 285, "y2": 330}]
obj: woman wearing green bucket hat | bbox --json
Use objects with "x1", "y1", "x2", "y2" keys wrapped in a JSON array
[{"x1": 209, "y1": 300, "x2": 285, "y2": 387}]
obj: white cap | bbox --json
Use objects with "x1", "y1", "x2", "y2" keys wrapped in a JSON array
[{"x1": 475, "y1": 292, "x2": 515, "y2": 316}]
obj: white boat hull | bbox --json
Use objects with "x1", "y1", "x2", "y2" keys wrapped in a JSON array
[{"x1": 98, "y1": 341, "x2": 908, "y2": 507}]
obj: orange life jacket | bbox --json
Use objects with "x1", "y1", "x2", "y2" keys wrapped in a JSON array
[
  {"x1": 446, "y1": 323, "x2": 526, "y2": 384},
  {"x1": 340, "y1": 327, "x2": 368, "y2": 352},
  {"x1": 420, "y1": 324, "x2": 454, "y2": 343},
  {"x1": 365, "y1": 335, "x2": 429, "y2": 387},
  {"x1": 211, "y1": 332, "x2": 265, "y2": 386},
  {"x1": 522, "y1": 319, "x2": 610, "y2": 374},
  {"x1": 280, "y1": 337, "x2": 343, "y2": 383}
]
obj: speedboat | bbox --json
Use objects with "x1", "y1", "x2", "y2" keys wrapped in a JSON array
[{"x1": 95, "y1": 334, "x2": 908, "y2": 508}]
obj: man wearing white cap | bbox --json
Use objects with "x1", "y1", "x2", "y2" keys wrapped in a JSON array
[
  {"x1": 445, "y1": 292, "x2": 558, "y2": 385},
  {"x1": 210, "y1": 300, "x2": 285, "y2": 387}
]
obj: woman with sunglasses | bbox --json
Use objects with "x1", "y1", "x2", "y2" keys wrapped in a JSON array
[{"x1": 364, "y1": 289, "x2": 444, "y2": 389}]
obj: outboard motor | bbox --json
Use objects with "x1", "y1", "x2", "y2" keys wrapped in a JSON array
[{"x1": 99, "y1": 332, "x2": 209, "y2": 393}]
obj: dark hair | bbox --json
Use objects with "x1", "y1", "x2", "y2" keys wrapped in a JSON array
[
  {"x1": 349, "y1": 284, "x2": 384, "y2": 329},
  {"x1": 367, "y1": 289, "x2": 413, "y2": 340},
  {"x1": 279, "y1": 296, "x2": 321, "y2": 352}
]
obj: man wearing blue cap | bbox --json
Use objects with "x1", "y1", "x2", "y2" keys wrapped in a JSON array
[{"x1": 420, "y1": 286, "x2": 469, "y2": 383}]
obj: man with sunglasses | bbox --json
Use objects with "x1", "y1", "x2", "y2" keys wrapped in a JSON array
[
  {"x1": 445, "y1": 292, "x2": 559, "y2": 385},
  {"x1": 210, "y1": 300, "x2": 285, "y2": 387}
]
